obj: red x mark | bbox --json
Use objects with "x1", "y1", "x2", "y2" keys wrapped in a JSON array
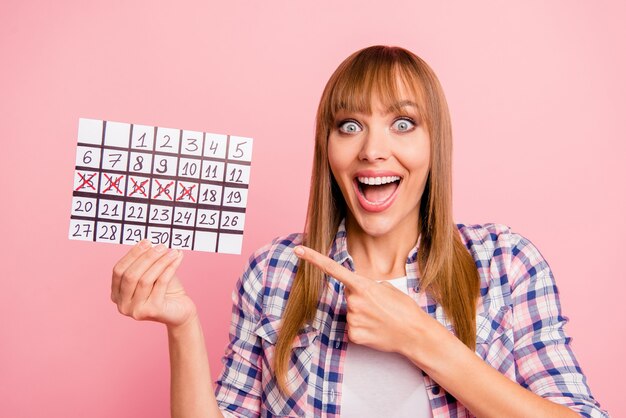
[
  {"x1": 129, "y1": 178, "x2": 149, "y2": 197},
  {"x1": 154, "y1": 180, "x2": 174, "y2": 200},
  {"x1": 177, "y1": 184, "x2": 196, "y2": 202},
  {"x1": 102, "y1": 173, "x2": 123, "y2": 194},
  {"x1": 76, "y1": 172, "x2": 97, "y2": 191}
]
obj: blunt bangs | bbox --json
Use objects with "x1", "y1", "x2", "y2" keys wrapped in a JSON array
[{"x1": 322, "y1": 46, "x2": 430, "y2": 130}]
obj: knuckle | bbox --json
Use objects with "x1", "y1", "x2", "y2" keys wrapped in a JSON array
[
  {"x1": 130, "y1": 307, "x2": 147, "y2": 321},
  {"x1": 112, "y1": 265, "x2": 125, "y2": 279},
  {"x1": 117, "y1": 303, "x2": 129, "y2": 316},
  {"x1": 137, "y1": 276, "x2": 152, "y2": 288},
  {"x1": 348, "y1": 327, "x2": 361, "y2": 344},
  {"x1": 142, "y1": 305, "x2": 158, "y2": 320},
  {"x1": 121, "y1": 271, "x2": 139, "y2": 284},
  {"x1": 348, "y1": 298, "x2": 362, "y2": 312}
]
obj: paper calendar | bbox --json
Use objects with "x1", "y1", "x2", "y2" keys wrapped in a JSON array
[{"x1": 69, "y1": 118, "x2": 252, "y2": 254}]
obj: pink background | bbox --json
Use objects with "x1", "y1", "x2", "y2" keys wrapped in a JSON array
[{"x1": 1, "y1": 1, "x2": 624, "y2": 416}]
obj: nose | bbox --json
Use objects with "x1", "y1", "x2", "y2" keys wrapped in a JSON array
[{"x1": 358, "y1": 126, "x2": 391, "y2": 162}]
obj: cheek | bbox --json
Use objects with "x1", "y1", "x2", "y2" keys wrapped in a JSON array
[
  {"x1": 401, "y1": 143, "x2": 430, "y2": 171},
  {"x1": 327, "y1": 139, "x2": 351, "y2": 179}
]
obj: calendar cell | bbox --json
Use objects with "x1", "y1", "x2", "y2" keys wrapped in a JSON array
[
  {"x1": 77, "y1": 118, "x2": 103, "y2": 145},
  {"x1": 147, "y1": 226, "x2": 171, "y2": 245},
  {"x1": 219, "y1": 211, "x2": 245, "y2": 231},
  {"x1": 228, "y1": 136, "x2": 253, "y2": 162},
  {"x1": 222, "y1": 187, "x2": 248, "y2": 208},
  {"x1": 96, "y1": 221, "x2": 122, "y2": 243},
  {"x1": 225, "y1": 163, "x2": 251, "y2": 185},
  {"x1": 171, "y1": 229, "x2": 194, "y2": 250},
  {"x1": 203, "y1": 133, "x2": 227, "y2": 159},
  {"x1": 74, "y1": 170, "x2": 99, "y2": 194},
  {"x1": 76, "y1": 146, "x2": 101, "y2": 169},
  {"x1": 98, "y1": 199, "x2": 124, "y2": 221},
  {"x1": 175, "y1": 180, "x2": 199, "y2": 203},
  {"x1": 196, "y1": 209, "x2": 219, "y2": 228},
  {"x1": 99, "y1": 173, "x2": 126, "y2": 196},
  {"x1": 151, "y1": 179, "x2": 176, "y2": 201},
  {"x1": 129, "y1": 152, "x2": 153, "y2": 175},
  {"x1": 126, "y1": 175, "x2": 151, "y2": 199},
  {"x1": 148, "y1": 205, "x2": 174, "y2": 225},
  {"x1": 69, "y1": 219, "x2": 95, "y2": 241},
  {"x1": 218, "y1": 233, "x2": 243, "y2": 255},
  {"x1": 155, "y1": 127, "x2": 180, "y2": 154},
  {"x1": 181, "y1": 130, "x2": 203, "y2": 156},
  {"x1": 123, "y1": 225, "x2": 146, "y2": 245},
  {"x1": 200, "y1": 160, "x2": 225, "y2": 181},
  {"x1": 101, "y1": 149, "x2": 128, "y2": 171},
  {"x1": 194, "y1": 231, "x2": 217, "y2": 252},
  {"x1": 124, "y1": 202, "x2": 147, "y2": 222},
  {"x1": 104, "y1": 121, "x2": 131, "y2": 148},
  {"x1": 71, "y1": 196, "x2": 97, "y2": 217},
  {"x1": 198, "y1": 184, "x2": 222, "y2": 206},
  {"x1": 178, "y1": 158, "x2": 202, "y2": 179},
  {"x1": 152, "y1": 154, "x2": 178, "y2": 177},
  {"x1": 173, "y1": 207, "x2": 197, "y2": 227},
  {"x1": 131, "y1": 124, "x2": 155, "y2": 150}
]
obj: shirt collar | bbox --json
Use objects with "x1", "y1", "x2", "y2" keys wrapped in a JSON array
[{"x1": 329, "y1": 218, "x2": 352, "y2": 268}]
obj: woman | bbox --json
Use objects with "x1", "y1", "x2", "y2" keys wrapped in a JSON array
[{"x1": 111, "y1": 46, "x2": 608, "y2": 417}]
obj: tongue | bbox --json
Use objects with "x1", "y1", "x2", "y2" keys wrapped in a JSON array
[{"x1": 362, "y1": 182, "x2": 398, "y2": 203}]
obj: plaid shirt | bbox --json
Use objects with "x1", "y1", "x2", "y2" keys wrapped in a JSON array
[{"x1": 214, "y1": 220, "x2": 608, "y2": 417}]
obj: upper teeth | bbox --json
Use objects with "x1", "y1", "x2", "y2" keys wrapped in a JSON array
[{"x1": 357, "y1": 176, "x2": 401, "y2": 185}]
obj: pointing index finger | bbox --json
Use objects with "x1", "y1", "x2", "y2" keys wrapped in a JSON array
[{"x1": 294, "y1": 245, "x2": 362, "y2": 290}]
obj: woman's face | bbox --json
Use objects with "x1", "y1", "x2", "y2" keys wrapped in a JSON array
[{"x1": 328, "y1": 84, "x2": 431, "y2": 240}]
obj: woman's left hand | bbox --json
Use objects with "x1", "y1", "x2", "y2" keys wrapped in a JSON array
[{"x1": 294, "y1": 245, "x2": 443, "y2": 358}]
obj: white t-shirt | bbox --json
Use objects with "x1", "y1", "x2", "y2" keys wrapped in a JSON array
[{"x1": 340, "y1": 277, "x2": 433, "y2": 418}]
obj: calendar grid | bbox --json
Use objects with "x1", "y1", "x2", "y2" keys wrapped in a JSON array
[
  {"x1": 143, "y1": 125, "x2": 158, "y2": 247},
  {"x1": 71, "y1": 190, "x2": 246, "y2": 212},
  {"x1": 70, "y1": 118, "x2": 253, "y2": 254},
  {"x1": 190, "y1": 132, "x2": 207, "y2": 250},
  {"x1": 73, "y1": 165, "x2": 250, "y2": 188},
  {"x1": 92, "y1": 120, "x2": 107, "y2": 242},
  {"x1": 120, "y1": 123, "x2": 134, "y2": 245},
  {"x1": 214, "y1": 134, "x2": 230, "y2": 253},
  {"x1": 167, "y1": 128, "x2": 183, "y2": 249}
]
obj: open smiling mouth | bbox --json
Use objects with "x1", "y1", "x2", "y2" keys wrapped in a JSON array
[{"x1": 354, "y1": 176, "x2": 402, "y2": 212}]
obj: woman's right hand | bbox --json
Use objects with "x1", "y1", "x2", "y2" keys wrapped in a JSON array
[{"x1": 111, "y1": 240, "x2": 197, "y2": 329}]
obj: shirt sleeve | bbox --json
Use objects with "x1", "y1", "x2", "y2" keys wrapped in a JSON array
[
  {"x1": 509, "y1": 234, "x2": 610, "y2": 418},
  {"x1": 214, "y1": 246, "x2": 269, "y2": 418}
]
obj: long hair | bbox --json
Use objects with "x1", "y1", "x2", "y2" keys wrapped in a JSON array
[{"x1": 274, "y1": 45, "x2": 480, "y2": 394}]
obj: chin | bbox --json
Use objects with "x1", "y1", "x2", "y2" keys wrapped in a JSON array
[{"x1": 350, "y1": 214, "x2": 400, "y2": 237}]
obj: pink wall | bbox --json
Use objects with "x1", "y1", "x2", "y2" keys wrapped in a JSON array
[{"x1": 2, "y1": 1, "x2": 624, "y2": 416}]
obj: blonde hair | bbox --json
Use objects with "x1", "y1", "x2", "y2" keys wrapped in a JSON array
[{"x1": 275, "y1": 45, "x2": 480, "y2": 394}]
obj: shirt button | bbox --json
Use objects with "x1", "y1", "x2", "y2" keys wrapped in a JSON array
[
  {"x1": 432, "y1": 386, "x2": 440, "y2": 395},
  {"x1": 334, "y1": 341, "x2": 341, "y2": 349}
]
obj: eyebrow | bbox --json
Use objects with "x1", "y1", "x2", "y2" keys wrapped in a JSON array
[
  {"x1": 385, "y1": 100, "x2": 419, "y2": 114},
  {"x1": 333, "y1": 100, "x2": 420, "y2": 118}
]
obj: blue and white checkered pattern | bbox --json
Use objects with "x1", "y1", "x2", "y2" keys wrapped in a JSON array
[{"x1": 214, "y1": 220, "x2": 609, "y2": 417}]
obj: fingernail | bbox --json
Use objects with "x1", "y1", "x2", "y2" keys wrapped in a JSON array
[
  {"x1": 168, "y1": 249, "x2": 180, "y2": 258},
  {"x1": 294, "y1": 246, "x2": 304, "y2": 256},
  {"x1": 155, "y1": 244, "x2": 167, "y2": 253},
  {"x1": 138, "y1": 239, "x2": 150, "y2": 248}
]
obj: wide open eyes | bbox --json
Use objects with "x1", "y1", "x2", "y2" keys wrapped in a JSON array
[
  {"x1": 337, "y1": 120, "x2": 362, "y2": 134},
  {"x1": 391, "y1": 117, "x2": 416, "y2": 133},
  {"x1": 336, "y1": 117, "x2": 416, "y2": 135}
]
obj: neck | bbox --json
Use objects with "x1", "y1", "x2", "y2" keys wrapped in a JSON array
[{"x1": 345, "y1": 215, "x2": 420, "y2": 281}]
